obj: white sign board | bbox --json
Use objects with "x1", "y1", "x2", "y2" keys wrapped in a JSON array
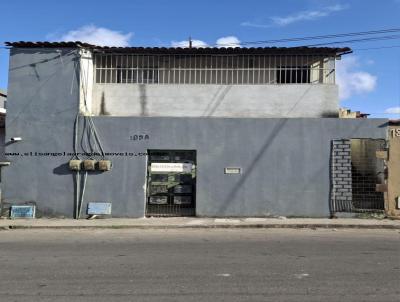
[
  {"x1": 87, "y1": 202, "x2": 112, "y2": 215},
  {"x1": 151, "y1": 163, "x2": 192, "y2": 173},
  {"x1": 224, "y1": 167, "x2": 241, "y2": 174}
]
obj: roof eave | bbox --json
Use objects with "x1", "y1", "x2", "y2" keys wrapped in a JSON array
[{"x1": 5, "y1": 41, "x2": 351, "y2": 56}]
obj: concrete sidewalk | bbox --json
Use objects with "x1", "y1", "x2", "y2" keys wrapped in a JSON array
[{"x1": 0, "y1": 217, "x2": 400, "y2": 230}]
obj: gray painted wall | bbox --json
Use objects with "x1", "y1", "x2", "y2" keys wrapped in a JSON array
[
  {"x1": 4, "y1": 48, "x2": 80, "y2": 216},
  {"x1": 92, "y1": 84, "x2": 339, "y2": 118},
  {"x1": 4, "y1": 115, "x2": 388, "y2": 218},
  {"x1": 2, "y1": 48, "x2": 388, "y2": 218}
]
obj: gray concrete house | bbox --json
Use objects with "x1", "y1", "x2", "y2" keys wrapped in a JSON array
[{"x1": 2, "y1": 42, "x2": 388, "y2": 218}]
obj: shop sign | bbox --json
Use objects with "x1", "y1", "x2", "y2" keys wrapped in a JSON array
[{"x1": 151, "y1": 163, "x2": 192, "y2": 173}]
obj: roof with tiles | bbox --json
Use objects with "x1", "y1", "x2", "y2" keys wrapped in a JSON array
[{"x1": 5, "y1": 41, "x2": 351, "y2": 55}]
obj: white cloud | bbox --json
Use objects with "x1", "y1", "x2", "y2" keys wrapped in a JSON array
[
  {"x1": 385, "y1": 107, "x2": 400, "y2": 114},
  {"x1": 171, "y1": 36, "x2": 241, "y2": 48},
  {"x1": 240, "y1": 21, "x2": 266, "y2": 28},
  {"x1": 216, "y1": 36, "x2": 241, "y2": 48},
  {"x1": 336, "y1": 56, "x2": 377, "y2": 100},
  {"x1": 59, "y1": 25, "x2": 133, "y2": 47},
  {"x1": 171, "y1": 39, "x2": 208, "y2": 48},
  {"x1": 241, "y1": 4, "x2": 348, "y2": 28}
]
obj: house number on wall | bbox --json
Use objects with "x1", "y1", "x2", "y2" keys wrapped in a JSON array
[
  {"x1": 390, "y1": 128, "x2": 400, "y2": 138},
  {"x1": 130, "y1": 134, "x2": 150, "y2": 141}
]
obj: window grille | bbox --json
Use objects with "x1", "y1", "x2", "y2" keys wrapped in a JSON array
[{"x1": 94, "y1": 54, "x2": 335, "y2": 85}]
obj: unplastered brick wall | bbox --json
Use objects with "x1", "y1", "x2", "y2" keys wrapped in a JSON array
[{"x1": 331, "y1": 139, "x2": 352, "y2": 212}]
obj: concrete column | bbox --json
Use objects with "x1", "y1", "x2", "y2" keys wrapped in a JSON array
[
  {"x1": 387, "y1": 125, "x2": 400, "y2": 217},
  {"x1": 331, "y1": 139, "x2": 352, "y2": 213}
]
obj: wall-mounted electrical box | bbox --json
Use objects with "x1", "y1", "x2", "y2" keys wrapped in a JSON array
[
  {"x1": 83, "y1": 160, "x2": 96, "y2": 171},
  {"x1": 69, "y1": 160, "x2": 82, "y2": 171},
  {"x1": 87, "y1": 202, "x2": 112, "y2": 215},
  {"x1": 10, "y1": 205, "x2": 36, "y2": 219},
  {"x1": 98, "y1": 160, "x2": 112, "y2": 171}
]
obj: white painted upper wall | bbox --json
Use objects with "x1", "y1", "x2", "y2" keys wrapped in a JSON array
[
  {"x1": 91, "y1": 84, "x2": 339, "y2": 118},
  {"x1": 82, "y1": 52, "x2": 339, "y2": 118}
]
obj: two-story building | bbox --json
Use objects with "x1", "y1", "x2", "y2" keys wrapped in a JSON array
[{"x1": 2, "y1": 42, "x2": 389, "y2": 218}]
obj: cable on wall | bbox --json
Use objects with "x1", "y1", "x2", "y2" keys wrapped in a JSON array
[{"x1": 70, "y1": 48, "x2": 109, "y2": 219}]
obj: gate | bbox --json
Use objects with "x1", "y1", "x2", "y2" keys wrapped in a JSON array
[
  {"x1": 331, "y1": 139, "x2": 386, "y2": 214},
  {"x1": 146, "y1": 150, "x2": 196, "y2": 217}
]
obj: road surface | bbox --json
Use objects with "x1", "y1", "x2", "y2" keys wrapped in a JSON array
[{"x1": 0, "y1": 228, "x2": 399, "y2": 301}]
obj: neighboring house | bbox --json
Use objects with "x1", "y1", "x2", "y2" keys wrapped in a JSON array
[
  {"x1": 339, "y1": 108, "x2": 369, "y2": 118},
  {"x1": 2, "y1": 42, "x2": 389, "y2": 218}
]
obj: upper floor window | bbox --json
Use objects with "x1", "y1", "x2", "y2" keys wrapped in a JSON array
[{"x1": 94, "y1": 54, "x2": 335, "y2": 85}]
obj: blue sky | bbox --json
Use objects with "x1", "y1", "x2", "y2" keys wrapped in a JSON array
[{"x1": 1, "y1": 0, "x2": 399, "y2": 117}]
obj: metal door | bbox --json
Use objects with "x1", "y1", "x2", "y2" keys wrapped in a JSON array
[{"x1": 146, "y1": 150, "x2": 196, "y2": 217}]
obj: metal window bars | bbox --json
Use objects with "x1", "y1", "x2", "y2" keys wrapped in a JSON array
[{"x1": 94, "y1": 54, "x2": 336, "y2": 85}]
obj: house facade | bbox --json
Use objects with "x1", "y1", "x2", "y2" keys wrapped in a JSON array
[{"x1": 2, "y1": 42, "x2": 389, "y2": 218}]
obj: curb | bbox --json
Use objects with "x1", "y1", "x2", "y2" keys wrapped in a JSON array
[{"x1": 1, "y1": 223, "x2": 400, "y2": 230}]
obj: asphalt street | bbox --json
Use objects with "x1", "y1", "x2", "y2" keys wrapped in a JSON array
[{"x1": 0, "y1": 228, "x2": 399, "y2": 302}]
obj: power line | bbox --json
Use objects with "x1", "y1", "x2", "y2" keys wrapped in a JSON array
[
  {"x1": 2, "y1": 28, "x2": 400, "y2": 51},
  {"x1": 304, "y1": 34, "x2": 400, "y2": 47},
  {"x1": 359, "y1": 112, "x2": 400, "y2": 114},
  {"x1": 214, "y1": 28, "x2": 400, "y2": 47},
  {"x1": 250, "y1": 34, "x2": 400, "y2": 48},
  {"x1": 353, "y1": 45, "x2": 400, "y2": 51}
]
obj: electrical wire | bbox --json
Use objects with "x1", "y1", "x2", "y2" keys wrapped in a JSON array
[
  {"x1": 78, "y1": 171, "x2": 88, "y2": 219},
  {"x1": 3, "y1": 28, "x2": 400, "y2": 52},
  {"x1": 75, "y1": 171, "x2": 80, "y2": 219},
  {"x1": 352, "y1": 45, "x2": 400, "y2": 51},
  {"x1": 78, "y1": 49, "x2": 106, "y2": 160},
  {"x1": 304, "y1": 34, "x2": 400, "y2": 47},
  {"x1": 71, "y1": 48, "x2": 108, "y2": 219},
  {"x1": 213, "y1": 28, "x2": 400, "y2": 47},
  {"x1": 72, "y1": 113, "x2": 81, "y2": 160},
  {"x1": 79, "y1": 118, "x2": 91, "y2": 158},
  {"x1": 84, "y1": 60, "x2": 105, "y2": 158}
]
